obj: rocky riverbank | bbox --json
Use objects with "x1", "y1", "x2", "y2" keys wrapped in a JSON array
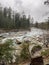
[{"x1": 0, "y1": 28, "x2": 49, "y2": 65}]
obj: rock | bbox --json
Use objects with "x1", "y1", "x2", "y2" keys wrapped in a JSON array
[
  {"x1": 46, "y1": 64, "x2": 49, "y2": 65},
  {"x1": 30, "y1": 56, "x2": 44, "y2": 65},
  {"x1": 16, "y1": 39, "x2": 22, "y2": 45}
]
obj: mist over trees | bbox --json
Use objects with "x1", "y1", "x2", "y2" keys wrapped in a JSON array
[
  {"x1": 0, "y1": 5, "x2": 30, "y2": 30},
  {"x1": 0, "y1": 1, "x2": 49, "y2": 31},
  {"x1": 33, "y1": 0, "x2": 49, "y2": 30},
  {"x1": 44, "y1": 0, "x2": 49, "y2": 5},
  {"x1": 34, "y1": 18, "x2": 49, "y2": 30}
]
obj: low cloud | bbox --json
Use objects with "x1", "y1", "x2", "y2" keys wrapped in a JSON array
[{"x1": 0, "y1": 0, "x2": 49, "y2": 22}]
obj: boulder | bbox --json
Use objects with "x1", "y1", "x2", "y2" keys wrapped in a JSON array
[{"x1": 30, "y1": 56, "x2": 44, "y2": 65}]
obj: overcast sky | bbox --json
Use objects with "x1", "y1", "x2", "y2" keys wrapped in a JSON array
[{"x1": 0, "y1": 0, "x2": 49, "y2": 22}]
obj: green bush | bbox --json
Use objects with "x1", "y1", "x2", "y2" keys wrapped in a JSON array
[
  {"x1": 20, "y1": 43, "x2": 31, "y2": 61},
  {"x1": 41, "y1": 49, "x2": 49, "y2": 57},
  {"x1": 0, "y1": 39, "x2": 15, "y2": 63}
]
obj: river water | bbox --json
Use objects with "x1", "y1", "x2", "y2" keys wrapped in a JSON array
[{"x1": 0, "y1": 27, "x2": 48, "y2": 43}]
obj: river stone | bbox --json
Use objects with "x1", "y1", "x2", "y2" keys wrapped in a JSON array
[{"x1": 30, "y1": 56, "x2": 44, "y2": 65}]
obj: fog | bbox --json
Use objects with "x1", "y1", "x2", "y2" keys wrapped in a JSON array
[{"x1": 0, "y1": 0, "x2": 49, "y2": 22}]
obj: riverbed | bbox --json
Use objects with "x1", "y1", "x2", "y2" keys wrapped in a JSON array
[{"x1": 0, "y1": 27, "x2": 48, "y2": 43}]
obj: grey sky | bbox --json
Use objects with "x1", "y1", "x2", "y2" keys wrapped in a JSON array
[{"x1": 0, "y1": 0, "x2": 49, "y2": 22}]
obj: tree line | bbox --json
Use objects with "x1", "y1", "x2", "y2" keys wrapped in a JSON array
[
  {"x1": 0, "y1": 5, "x2": 30, "y2": 30},
  {"x1": 33, "y1": 0, "x2": 49, "y2": 30},
  {"x1": 34, "y1": 18, "x2": 49, "y2": 30}
]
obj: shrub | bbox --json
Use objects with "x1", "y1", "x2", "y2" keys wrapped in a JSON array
[
  {"x1": 41, "y1": 49, "x2": 49, "y2": 57},
  {"x1": 20, "y1": 43, "x2": 31, "y2": 62}
]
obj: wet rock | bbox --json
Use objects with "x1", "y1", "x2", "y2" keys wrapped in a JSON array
[
  {"x1": 17, "y1": 42, "x2": 21, "y2": 45},
  {"x1": 30, "y1": 56, "x2": 44, "y2": 65},
  {"x1": 46, "y1": 64, "x2": 49, "y2": 65},
  {"x1": 16, "y1": 39, "x2": 22, "y2": 45}
]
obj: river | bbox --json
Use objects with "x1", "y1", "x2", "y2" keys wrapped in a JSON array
[{"x1": 0, "y1": 27, "x2": 48, "y2": 43}]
